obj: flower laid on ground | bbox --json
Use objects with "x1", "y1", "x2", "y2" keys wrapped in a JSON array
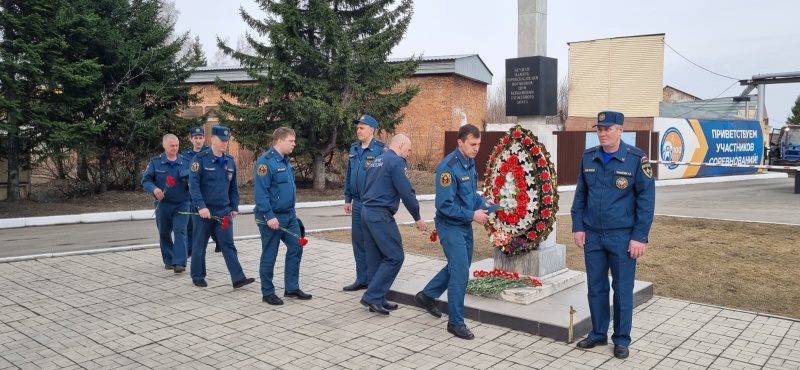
[
  {"x1": 254, "y1": 218, "x2": 309, "y2": 246},
  {"x1": 466, "y1": 268, "x2": 543, "y2": 298},
  {"x1": 153, "y1": 176, "x2": 176, "y2": 214},
  {"x1": 482, "y1": 125, "x2": 559, "y2": 255},
  {"x1": 179, "y1": 212, "x2": 230, "y2": 229},
  {"x1": 429, "y1": 230, "x2": 438, "y2": 242}
]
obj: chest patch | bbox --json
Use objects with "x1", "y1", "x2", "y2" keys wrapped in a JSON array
[
  {"x1": 615, "y1": 177, "x2": 629, "y2": 189},
  {"x1": 191, "y1": 162, "x2": 199, "y2": 172}
]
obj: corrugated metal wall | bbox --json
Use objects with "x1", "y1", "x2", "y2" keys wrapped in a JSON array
[
  {"x1": 568, "y1": 34, "x2": 664, "y2": 118},
  {"x1": 443, "y1": 130, "x2": 658, "y2": 187}
]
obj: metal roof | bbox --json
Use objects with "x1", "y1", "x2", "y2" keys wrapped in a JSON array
[
  {"x1": 659, "y1": 94, "x2": 760, "y2": 120},
  {"x1": 186, "y1": 54, "x2": 493, "y2": 85}
]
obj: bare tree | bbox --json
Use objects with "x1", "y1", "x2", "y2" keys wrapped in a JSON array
[
  {"x1": 211, "y1": 36, "x2": 257, "y2": 67},
  {"x1": 486, "y1": 78, "x2": 517, "y2": 124},
  {"x1": 557, "y1": 76, "x2": 570, "y2": 124}
]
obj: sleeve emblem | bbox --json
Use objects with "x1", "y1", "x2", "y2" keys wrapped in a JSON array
[
  {"x1": 257, "y1": 163, "x2": 268, "y2": 176},
  {"x1": 440, "y1": 172, "x2": 452, "y2": 187},
  {"x1": 191, "y1": 162, "x2": 199, "y2": 172}
]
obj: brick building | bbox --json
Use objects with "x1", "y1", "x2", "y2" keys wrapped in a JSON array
[{"x1": 182, "y1": 54, "x2": 492, "y2": 168}]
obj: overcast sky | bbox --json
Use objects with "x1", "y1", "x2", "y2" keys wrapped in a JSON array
[{"x1": 173, "y1": 0, "x2": 800, "y2": 124}]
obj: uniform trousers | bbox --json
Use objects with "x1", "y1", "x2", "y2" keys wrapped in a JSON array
[
  {"x1": 360, "y1": 206, "x2": 404, "y2": 305},
  {"x1": 422, "y1": 221, "x2": 473, "y2": 325},
  {"x1": 584, "y1": 229, "x2": 637, "y2": 347},
  {"x1": 350, "y1": 198, "x2": 368, "y2": 285},
  {"x1": 154, "y1": 200, "x2": 189, "y2": 267},
  {"x1": 190, "y1": 213, "x2": 246, "y2": 284},
  {"x1": 256, "y1": 211, "x2": 303, "y2": 296}
]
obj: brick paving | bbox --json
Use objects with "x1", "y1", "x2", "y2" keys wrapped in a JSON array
[{"x1": 1, "y1": 237, "x2": 798, "y2": 369}]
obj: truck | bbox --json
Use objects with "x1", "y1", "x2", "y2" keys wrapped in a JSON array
[{"x1": 768, "y1": 125, "x2": 800, "y2": 166}]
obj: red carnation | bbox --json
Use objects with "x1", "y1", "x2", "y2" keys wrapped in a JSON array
[
  {"x1": 493, "y1": 187, "x2": 500, "y2": 197},
  {"x1": 507, "y1": 155, "x2": 519, "y2": 166},
  {"x1": 543, "y1": 183, "x2": 552, "y2": 193},
  {"x1": 543, "y1": 195, "x2": 553, "y2": 205},
  {"x1": 512, "y1": 166, "x2": 525, "y2": 179},
  {"x1": 221, "y1": 215, "x2": 230, "y2": 229},
  {"x1": 541, "y1": 208, "x2": 552, "y2": 218},
  {"x1": 516, "y1": 191, "x2": 529, "y2": 204},
  {"x1": 506, "y1": 213, "x2": 519, "y2": 225},
  {"x1": 502, "y1": 137, "x2": 509, "y2": 144},
  {"x1": 166, "y1": 176, "x2": 175, "y2": 187},
  {"x1": 497, "y1": 210, "x2": 507, "y2": 222},
  {"x1": 490, "y1": 154, "x2": 496, "y2": 163},
  {"x1": 429, "y1": 230, "x2": 438, "y2": 242},
  {"x1": 515, "y1": 206, "x2": 527, "y2": 217},
  {"x1": 536, "y1": 221, "x2": 545, "y2": 231},
  {"x1": 495, "y1": 145, "x2": 502, "y2": 153},
  {"x1": 516, "y1": 179, "x2": 527, "y2": 191},
  {"x1": 513, "y1": 130, "x2": 522, "y2": 138},
  {"x1": 299, "y1": 238, "x2": 309, "y2": 247},
  {"x1": 537, "y1": 157, "x2": 547, "y2": 167},
  {"x1": 494, "y1": 175, "x2": 505, "y2": 187},
  {"x1": 499, "y1": 162, "x2": 511, "y2": 174},
  {"x1": 540, "y1": 171, "x2": 550, "y2": 181},
  {"x1": 522, "y1": 137, "x2": 532, "y2": 146},
  {"x1": 532, "y1": 146, "x2": 541, "y2": 155},
  {"x1": 527, "y1": 231, "x2": 537, "y2": 239}
]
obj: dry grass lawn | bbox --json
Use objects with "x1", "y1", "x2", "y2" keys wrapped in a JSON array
[{"x1": 314, "y1": 215, "x2": 800, "y2": 319}]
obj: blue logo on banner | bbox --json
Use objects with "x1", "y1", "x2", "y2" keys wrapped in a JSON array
[{"x1": 660, "y1": 128, "x2": 684, "y2": 170}]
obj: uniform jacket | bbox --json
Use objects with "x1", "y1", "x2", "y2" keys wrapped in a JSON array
[
  {"x1": 344, "y1": 138, "x2": 386, "y2": 203},
  {"x1": 435, "y1": 148, "x2": 487, "y2": 226},
  {"x1": 188, "y1": 150, "x2": 239, "y2": 215},
  {"x1": 361, "y1": 149, "x2": 421, "y2": 220},
  {"x1": 142, "y1": 153, "x2": 191, "y2": 204},
  {"x1": 253, "y1": 147, "x2": 296, "y2": 220},
  {"x1": 570, "y1": 141, "x2": 656, "y2": 242},
  {"x1": 183, "y1": 145, "x2": 210, "y2": 160}
]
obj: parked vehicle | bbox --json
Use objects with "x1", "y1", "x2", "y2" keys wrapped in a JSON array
[{"x1": 768, "y1": 125, "x2": 800, "y2": 166}]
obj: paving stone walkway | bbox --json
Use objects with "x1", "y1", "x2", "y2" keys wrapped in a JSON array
[{"x1": 1, "y1": 237, "x2": 798, "y2": 369}]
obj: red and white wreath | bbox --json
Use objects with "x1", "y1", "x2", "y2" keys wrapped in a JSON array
[{"x1": 483, "y1": 126, "x2": 559, "y2": 254}]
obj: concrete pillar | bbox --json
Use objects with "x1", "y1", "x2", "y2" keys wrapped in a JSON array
[{"x1": 518, "y1": 0, "x2": 547, "y2": 58}]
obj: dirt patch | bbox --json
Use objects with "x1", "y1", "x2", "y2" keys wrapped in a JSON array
[{"x1": 313, "y1": 216, "x2": 800, "y2": 319}]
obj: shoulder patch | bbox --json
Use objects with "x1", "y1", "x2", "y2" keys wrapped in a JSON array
[
  {"x1": 196, "y1": 151, "x2": 209, "y2": 158},
  {"x1": 265, "y1": 151, "x2": 274, "y2": 159},
  {"x1": 257, "y1": 163, "x2": 268, "y2": 176},
  {"x1": 382, "y1": 147, "x2": 388, "y2": 152},
  {"x1": 626, "y1": 145, "x2": 646, "y2": 157},
  {"x1": 374, "y1": 140, "x2": 386, "y2": 147},
  {"x1": 440, "y1": 172, "x2": 452, "y2": 187},
  {"x1": 447, "y1": 156, "x2": 458, "y2": 167},
  {"x1": 150, "y1": 155, "x2": 160, "y2": 161},
  {"x1": 584, "y1": 146, "x2": 599, "y2": 154}
]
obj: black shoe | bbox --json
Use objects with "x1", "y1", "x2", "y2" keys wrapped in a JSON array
[
  {"x1": 214, "y1": 245, "x2": 221, "y2": 253},
  {"x1": 342, "y1": 283, "x2": 368, "y2": 292},
  {"x1": 614, "y1": 345, "x2": 629, "y2": 359},
  {"x1": 193, "y1": 279, "x2": 207, "y2": 287},
  {"x1": 382, "y1": 302, "x2": 399, "y2": 311},
  {"x1": 232, "y1": 277, "x2": 255, "y2": 289},
  {"x1": 173, "y1": 265, "x2": 185, "y2": 273},
  {"x1": 447, "y1": 323, "x2": 475, "y2": 340},
  {"x1": 164, "y1": 264, "x2": 172, "y2": 270},
  {"x1": 262, "y1": 294, "x2": 284, "y2": 305},
  {"x1": 360, "y1": 299, "x2": 390, "y2": 315},
  {"x1": 414, "y1": 291, "x2": 442, "y2": 318},
  {"x1": 284, "y1": 289, "x2": 312, "y2": 300},
  {"x1": 576, "y1": 337, "x2": 608, "y2": 349}
]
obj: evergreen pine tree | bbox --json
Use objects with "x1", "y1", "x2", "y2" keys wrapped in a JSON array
[
  {"x1": 216, "y1": 0, "x2": 420, "y2": 190},
  {"x1": 788, "y1": 94, "x2": 800, "y2": 125}
]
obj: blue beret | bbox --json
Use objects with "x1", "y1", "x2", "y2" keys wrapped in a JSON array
[
  {"x1": 594, "y1": 111, "x2": 624, "y2": 127},
  {"x1": 352, "y1": 114, "x2": 379, "y2": 129},
  {"x1": 190, "y1": 126, "x2": 204, "y2": 136},
  {"x1": 211, "y1": 125, "x2": 231, "y2": 141}
]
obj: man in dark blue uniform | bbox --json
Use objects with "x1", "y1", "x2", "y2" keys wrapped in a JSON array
[
  {"x1": 571, "y1": 111, "x2": 655, "y2": 359},
  {"x1": 415, "y1": 124, "x2": 490, "y2": 340},
  {"x1": 359, "y1": 134, "x2": 427, "y2": 315},
  {"x1": 343, "y1": 114, "x2": 386, "y2": 292},
  {"x1": 188, "y1": 125, "x2": 254, "y2": 289},
  {"x1": 142, "y1": 134, "x2": 191, "y2": 273},
  {"x1": 182, "y1": 126, "x2": 213, "y2": 256},
  {"x1": 254, "y1": 127, "x2": 311, "y2": 305}
]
